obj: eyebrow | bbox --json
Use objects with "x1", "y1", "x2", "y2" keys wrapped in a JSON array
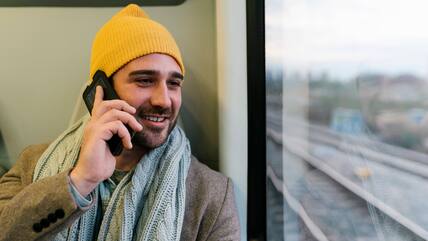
[
  {"x1": 129, "y1": 70, "x2": 157, "y2": 76},
  {"x1": 129, "y1": 70, "x2": 184, "y2": 81},
  {"x1": 171, "y1": 72, "x2": 184, "y2": 81}
]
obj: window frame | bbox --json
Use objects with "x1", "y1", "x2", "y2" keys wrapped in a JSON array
[{"x1": 247, "y1": 0, "x2": 267, "y2": 240}]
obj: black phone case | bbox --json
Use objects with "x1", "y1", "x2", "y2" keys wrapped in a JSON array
[{"x1": 82, "y1": 70, "x2": 134, "y2": 156}]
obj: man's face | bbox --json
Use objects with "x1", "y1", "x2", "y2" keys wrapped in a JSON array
[{"x1": 112, "y1": 53, "x2": 183, "y2": 149}]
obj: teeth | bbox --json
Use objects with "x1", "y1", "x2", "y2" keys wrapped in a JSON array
[{"x1": 144, "y1": 116, "x2": 165, "y2": 122}]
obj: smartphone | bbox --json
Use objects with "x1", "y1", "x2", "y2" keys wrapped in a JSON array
[{"x1": 82, "y1": 70, "x2": 135, "y2": 156}]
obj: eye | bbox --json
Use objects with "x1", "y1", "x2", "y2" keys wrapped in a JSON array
[
  {"x1": 135, "y1": 78, "x2": 153, "y2": 85},
  {"x1": 168, "y1": 79, "x2": 182, "y2": 87}
]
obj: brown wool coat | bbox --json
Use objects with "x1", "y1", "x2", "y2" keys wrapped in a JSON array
[{"x1": 0, "y1": 144, "x2": 240, "y2": 241}]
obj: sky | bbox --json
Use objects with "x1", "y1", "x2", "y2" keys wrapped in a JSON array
[{"x1": 266, "y1": 0, "x2": 428, "y2": 80}]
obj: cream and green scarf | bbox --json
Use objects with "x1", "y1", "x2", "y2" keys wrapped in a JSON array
[{"x1": 33, "y1": 114, "x2": 191, "y2": 241}]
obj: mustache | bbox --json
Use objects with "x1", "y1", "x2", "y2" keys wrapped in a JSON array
[{"x1": 136, "y1": 106, "x2": 172, "y2": 117}]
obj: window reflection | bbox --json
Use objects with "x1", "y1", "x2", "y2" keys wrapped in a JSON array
[{"x1": 266, "y1": 0, "x2": 428, "y2": 240}]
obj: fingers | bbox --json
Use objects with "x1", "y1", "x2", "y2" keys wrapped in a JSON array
[
  {"x1": 89, "y1": 85, "x2": 142, "y2": 152},
  {"x1": 98, "y1": 109, "x2": 143, "y2": 132},
  {"x1": 93, "y1": 85, "x2": 104, "y2": 109},
  {"x1": 92, "y1": 85, "x2": 136, "y2": 118},
  {"x1": 101, "y1": 121, "x2": 134, "y2": 149}
]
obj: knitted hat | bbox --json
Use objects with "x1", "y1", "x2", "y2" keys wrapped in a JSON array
[{"x1": 89, "y1": 4, "x2": 184, "y2": 82}]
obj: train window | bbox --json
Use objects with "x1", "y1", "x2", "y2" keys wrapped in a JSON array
[
  {"x1": 265, "y1": 0, "x2": 428, "y2": 240},
  {"x1": 0, "y1": 0, "x2": 185, "y2": 7}
]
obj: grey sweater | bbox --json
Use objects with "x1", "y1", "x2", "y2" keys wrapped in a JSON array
[{"x1": 0, "y1": 144, "x2": 240, "y2": 241}]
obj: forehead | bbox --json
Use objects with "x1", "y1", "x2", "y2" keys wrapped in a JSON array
[{"x1": 120, "y1": 53, "x2": 182, "y2": 75}]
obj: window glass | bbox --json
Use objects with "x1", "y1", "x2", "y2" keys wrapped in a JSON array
[{"x1": 267, "y1": 0, "x2": 428, "y2": 240}]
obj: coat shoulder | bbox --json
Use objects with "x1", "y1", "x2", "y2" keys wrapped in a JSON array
[
  {"x1": 19, "y1": 144, "x2": 49, "y2": 162},
  {"x1": 187, "y1": 156, "x2": 230, "y2": 196},
  {"x1": 17, "y1": 144, "x2": 49, "y2": 176},
  {"x1": 182, "y1": 156, "x2": 239, "y2": 240},
  {"x1": 1, "y1": 144, "x2": 49, "y2": 184}
]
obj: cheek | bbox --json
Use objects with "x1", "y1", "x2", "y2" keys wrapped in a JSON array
[
  {"x1": 171, "y1": 94, "x2": 182, "y2": 112},
  {"x1": 120, "y1": 89, "x2": 149, "y2": 108}
]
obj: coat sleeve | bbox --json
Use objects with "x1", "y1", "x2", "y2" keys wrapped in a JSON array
[
  {"x1": 0, "y1": 145, "x2": 93, "y2": 241},
  {"x1": 206, "y1": 178, "x2": 241, "y2": 241}
]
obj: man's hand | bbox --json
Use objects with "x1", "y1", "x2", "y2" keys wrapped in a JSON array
[{"x1": 70, "y1": 86, "x2": 143, "y2": 196}]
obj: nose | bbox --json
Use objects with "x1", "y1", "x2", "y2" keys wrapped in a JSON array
[{"x1": 150, "y1": 82, "x2": 171, "y2": 109}]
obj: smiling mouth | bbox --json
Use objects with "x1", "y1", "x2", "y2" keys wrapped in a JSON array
[{"x1": 142, "y1": 115, "x2": 167, "y2": 123}]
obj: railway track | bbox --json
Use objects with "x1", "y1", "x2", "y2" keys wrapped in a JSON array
[
  {"x1": 267, "y1": 160, "x2": 426, "y2": 241},
  {"x1": 266, "y1": 117, "x2": 428, "y2": 240}
]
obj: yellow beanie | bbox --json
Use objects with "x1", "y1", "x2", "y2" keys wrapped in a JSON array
[{"x1": 89, "y1": 4, "x2": 184, "y2": 82}]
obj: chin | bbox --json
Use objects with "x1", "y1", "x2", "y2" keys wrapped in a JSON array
[
  {"x1": 133, "y1": 118, "x2": 178, "y2": 149},
  {"x1": 133, "y1": 129, "x2": 169, "y2": 149}
]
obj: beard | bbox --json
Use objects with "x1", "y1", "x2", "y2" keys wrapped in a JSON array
[{"x1": 131, "y1": 105, "x2": 178, "y2": 149}]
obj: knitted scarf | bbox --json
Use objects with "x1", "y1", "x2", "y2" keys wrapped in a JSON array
[{"x1": 33, "y1": 114, "x2": 191, "y2": 241}]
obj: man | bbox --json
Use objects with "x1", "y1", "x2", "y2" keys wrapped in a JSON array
[{"x1": 0, "y1": 4, "x2": 240, "y2": 241}]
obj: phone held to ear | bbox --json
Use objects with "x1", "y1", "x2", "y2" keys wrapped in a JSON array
[{"x1": 82, "y1": 70, "x2": 136, "y2": 156}]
